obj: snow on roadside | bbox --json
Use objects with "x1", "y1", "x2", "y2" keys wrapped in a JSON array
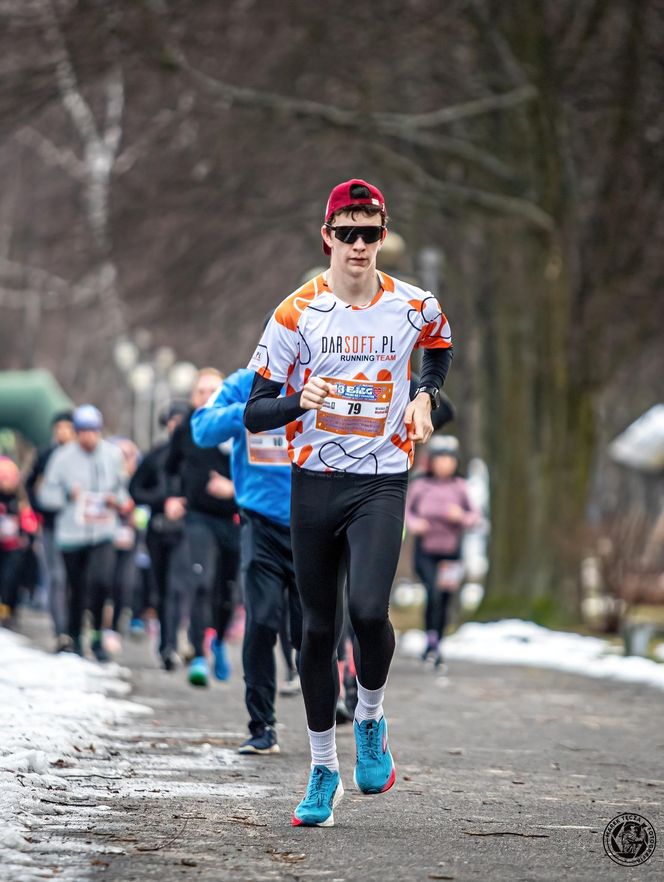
[
  {"x1": 0, "y1": 628, "x2": 151, "y2": 882},
  {"x1": 400, "y1": 619, "x2": 664, "y2": 692}
]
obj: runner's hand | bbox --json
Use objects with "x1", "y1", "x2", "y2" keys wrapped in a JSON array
[
  {"x1": 164, "y1": 496, "x2": 187, "y2": 521},
  {"x1": 444, "y1": 503, "x2": 465, "y2": 524},
  {"x1": 409, "y1": 517, "x2": 430, "y2": 536},
  {"x1": 405, "y1": 393, "x2": 433, "y2": 443},
  {"x1": 207, "y1": 471, "x2": 235, "y2": 500},
  {"x1": 300, "y1": 377, "x2": 331, "y2": 411}
]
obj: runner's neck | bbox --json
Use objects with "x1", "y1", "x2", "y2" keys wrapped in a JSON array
[{"x1": 324, "y1": 269, "x2": 381, "y2": 307}]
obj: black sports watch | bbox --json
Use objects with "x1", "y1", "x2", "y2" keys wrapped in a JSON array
[{"x1": 414, "y1": 384, "x2": 440, "y2": 411}]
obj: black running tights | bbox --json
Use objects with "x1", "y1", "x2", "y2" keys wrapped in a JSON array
[{"x1": 290, "y1": 466, "x2": 408, "y2": 731}]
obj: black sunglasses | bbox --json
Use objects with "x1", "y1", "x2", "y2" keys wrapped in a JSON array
[{"x1": 326, "y1": 224, "x2": 385, "y2": 245}]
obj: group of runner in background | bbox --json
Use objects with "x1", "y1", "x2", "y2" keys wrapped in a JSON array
[{"x1": 0, "y1": 368, "x2": 479, "y2": 729}]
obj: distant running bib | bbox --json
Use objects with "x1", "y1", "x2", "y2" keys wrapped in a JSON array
[
  {"x1": 0, "y1": 515, "x2": 19, "y2": 539},
  {"x1": 315, "y1": 377, "x2": 393, "y2": 439},
  {"x1": 114, "y1": 525, "x2": 136, "y2": 550},
  {"x1": 75, "y1": 491, "x2": 114, "y2": 527},
  {"x1": 246, "y1": 430, "x2": 290, "y2": 466},
  {"x1": 436, "y1": 560, "x2": 465, "y2": 592}
]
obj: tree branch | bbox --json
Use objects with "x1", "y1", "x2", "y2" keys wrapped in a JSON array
[
  {"x1": 14, "y1": 125, "x2": 86, "y2": 181},
  {"x1": 176, "y1": 50, "x2": 532, "y2": 185},
  {"x1": 115, "y1": 107, "x2": 177, "y2": 175},
  {"x1": 463, "y1": 0, "x2": 532, "y2": 87},
  {"x1": 42, "y1": 0, "x2": 99, "y2": 144},
  {"x1": 373, "y1": 85, "x2": 537, "y2": 128},
  {"x1": 176, "y1": 48, "x2": 536, "y2": 131},
  {"x1": 103, "y1": 67, "x2": 124, "y2": 156},
  {"x1": 378, "y1": 124, "x2": 523, "y2": 185},
  {"x1": 372, "y1": 144, "x2": 555, "y2": 233},
  {"x1": 0, "y1": 255, "x2": 99, "y2": 310}
]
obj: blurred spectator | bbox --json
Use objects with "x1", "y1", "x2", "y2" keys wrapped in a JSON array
[
  {"x1": 129, "y1": 400, "x2": 189, "y2": 670},
  {"x1": 25, "y1": 410, "x2": 75, "y2": 650},
  {"x1": 166, "y1": 369, "x2": 240, "y2": 687},
  {"x1": 405, "y1": 435, "x2": 481, "y2": 668},
  {"x1": 0, "y1": 457, "x2": 38, "y2": 627},
  {"x1": 39, "y1": 405, "x2": 129, "y2": 660},
  {"x1": 107, "y1": 437, "x2": 140, "y2": 642}
]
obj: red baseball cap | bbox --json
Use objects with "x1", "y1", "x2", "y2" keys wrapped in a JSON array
[{"x1": 322, "y1": 178, "x2": 386, "y2": 254}]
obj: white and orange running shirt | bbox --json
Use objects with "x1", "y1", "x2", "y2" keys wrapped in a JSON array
[{"x1": 248, "y1": 271, "x2": 452, "y2": 474}]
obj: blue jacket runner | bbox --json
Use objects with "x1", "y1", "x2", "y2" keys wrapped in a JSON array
[{"x1": 191, "y1": 369, "x2": 291, "y2": 527}]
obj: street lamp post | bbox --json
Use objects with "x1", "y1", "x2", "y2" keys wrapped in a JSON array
[
  {"x1": 168, "y1": 361, "x2": 198, "y2": 399},
  {"x1": 115, "y1": 333, "x2": 198, "y2": 448},
  {"x1": 152, "y1": 346, "x2": 176, "y2": 443},
  {"x1": 128, "y1": 363, "x2": 155, "y2": 451},
  {"x1": 113, "y1": 338, "x2": 139, "y2": 436},
  {"x1": 417, "y1": 247, "x2": 445, "y2": 299}
]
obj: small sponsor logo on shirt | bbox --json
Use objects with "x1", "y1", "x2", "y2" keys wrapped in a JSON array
[{"x1": 333, "y1": 383, "x2": 379, "y2": 401}]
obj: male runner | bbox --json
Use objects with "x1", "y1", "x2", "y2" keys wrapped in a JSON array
[
  {"x1": 26, "y1": 410, "x2": 75, "y2": 651},
  {"x1": 39, "y1": 405, "x2": 129, "y2": 660},
  {"x1": 165, "y1": 369, "x2": 239, "y2": 687},
  {"x1": 191, "y1": 366, "x2": 301, "y2": 755},
  {"x1": 244, "y1": 179, "x2": 453, "y2": 826}
]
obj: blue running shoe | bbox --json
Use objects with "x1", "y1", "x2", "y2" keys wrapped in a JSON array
[
  {"x1": 238, "y1": 726, "x2": 280, "y2": 755},
  {"x1": 353, "y1": 717, "x2": 396, "y2": 794},
  {"x1": 129, "y1": 618, "x2": 145, "y2": 636},
  {"x1": 211, "y1": 637, "x2": 231, "y2": 681},
  {"x1": 291, "y1": 765, "x2": 344, "y2": 827},
  {"x1": 188, "y1": 656, "x2": 209, "y2": 687}
]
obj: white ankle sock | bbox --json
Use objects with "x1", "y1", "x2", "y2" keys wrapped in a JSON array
[
  {"x1": 307, "y1": 725, "x2": 339, "y2": 771},
  {"x1": 354, "y1": 679, "x2": 387, "y2": 724}
]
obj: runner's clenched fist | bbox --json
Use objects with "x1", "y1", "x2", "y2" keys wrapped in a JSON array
[{"x1": 300, "y1": 377, "x2": 331, "y2": 411}]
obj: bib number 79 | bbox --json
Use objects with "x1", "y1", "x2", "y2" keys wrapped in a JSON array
[{"x1": 347, "y1": 402, "x2": 362, "y2": 415}]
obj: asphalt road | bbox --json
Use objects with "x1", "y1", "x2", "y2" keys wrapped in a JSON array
[{"x1": 20, "y1": 612, "x2": 664, "y2": 882}]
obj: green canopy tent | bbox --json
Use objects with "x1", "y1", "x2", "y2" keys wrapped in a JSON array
[{"x1": 0, "y1": 370, "x2": 73, "y2": 449}]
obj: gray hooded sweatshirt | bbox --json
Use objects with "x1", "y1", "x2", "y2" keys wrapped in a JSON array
[{"x1": 39, "y1": 439, "x2": 129, "y2": 549}]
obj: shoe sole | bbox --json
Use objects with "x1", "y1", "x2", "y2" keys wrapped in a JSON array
[
  {"x1": 291, "y1": 781, "x2": 344, "y2": 827},
  {"x1": 353, "y1": 762, "x2": 396, "y2": 794},
  {"x1": 237, "y1": 744, "x2": 281, "y2": 755}
]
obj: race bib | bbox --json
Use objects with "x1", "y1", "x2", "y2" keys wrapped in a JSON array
[
  {"x1": 0, "y1": 515, "x2": 19, "y2": 540},
  {"x1": 315, "y1": 377, "x2": 393, "y2": 439},
  {"x1": 246, "y1": 430, "x2": 290, "y2": 466},
  {"x1": 75, "y1": 491, "x2": 114, "y2": 528},
  {"x1": 436, "y1": 560, "x2": 465, "y2": 592},
  {"x1": 114, "y1": 525, "x2": 136, "y2": 550}
]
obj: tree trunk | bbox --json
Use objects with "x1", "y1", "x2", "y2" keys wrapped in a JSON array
[
  {"x1": 478, "y1": 220, "x2": 596, "y2": 623},
  {"x1": 476, "y1": 3, "x2": 597, "y2": 623}
]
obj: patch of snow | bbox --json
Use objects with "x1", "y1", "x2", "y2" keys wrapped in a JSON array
[
  {"x1": 0, "y1": 629, "x2": 151, "y2": 881},
  {"x1": 399, "y1": 620, "x2": 664, "y2": 692}
]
